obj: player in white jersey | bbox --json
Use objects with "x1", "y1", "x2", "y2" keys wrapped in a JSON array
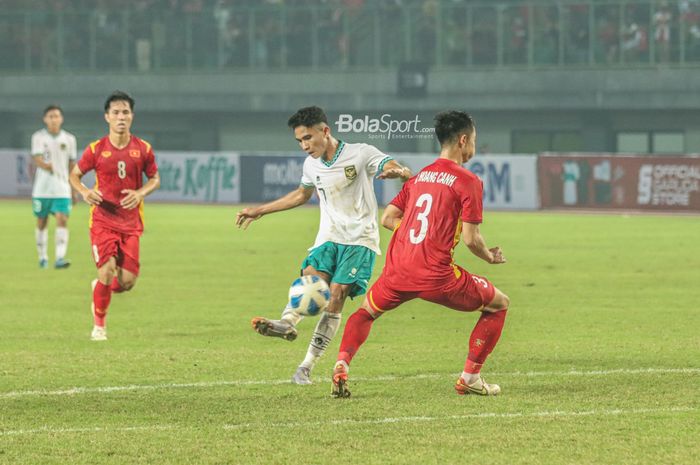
[
  {"x1": 236, "y1": 106, "x2": 411, "y2": 384},
  {"x1": 31, "y1": 105, "x2": 77, "y2": 269}
]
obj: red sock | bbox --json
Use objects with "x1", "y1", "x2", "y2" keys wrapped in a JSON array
[
  {"x1": 93, "y1": 281, "x2": 112, "y2": 327},
  {"x1": 337, "y1": 308, "x2": 376, "y2": 365},
  {"x1": 464, "y1": 309, "x2": 508, "y2": 373},
  {"x1": 110, "y1": 277, "x2": 124, "y2": 293}
]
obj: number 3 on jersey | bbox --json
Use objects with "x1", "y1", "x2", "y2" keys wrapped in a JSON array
[
  {"x1": 409, "y1": 193, "x2": 433, "y2": 244},
  {"x1": 117, "y1": 160, "x2": 126, "y2": 179}
]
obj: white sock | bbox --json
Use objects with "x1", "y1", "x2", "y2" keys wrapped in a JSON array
[
  {"x1": 55, "y1": 227, "x2": 69, "y2": 260},
  {"x1": 280, "y1": 303, "x2": 304, "y2": 327},
  {"x1": 300, "y1": 312, "x2": 342, "y2": 370},
  {"x1": 35, "y1": 228, "x2": 48, "y2": 261},
  {"x1": 461, "y1": 371, "x2": 481, "y2": 385}
]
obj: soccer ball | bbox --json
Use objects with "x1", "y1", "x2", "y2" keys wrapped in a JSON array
[{"x1": 288, "y1": 275, "x2": 331, "y2": 316}]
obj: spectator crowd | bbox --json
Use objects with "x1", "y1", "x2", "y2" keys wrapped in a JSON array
[{"x1": 1, "y1": 0, "x2": 700, "y2": 72}]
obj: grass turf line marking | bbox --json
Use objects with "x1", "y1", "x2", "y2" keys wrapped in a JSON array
[
  {"x1": 1, "y1": 367, "x2": 698, "y2": 400},
  {"x1": 0, "y1": 425, "x2": 174, "y2": 437},
  {"x1": 222, "y1": 406, "x2": 697, "y2": 430},
  {"x1": 0, "y1": 407, "x2": 694, "y2": 437}
]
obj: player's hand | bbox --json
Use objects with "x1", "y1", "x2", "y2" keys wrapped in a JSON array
[
  {"x1": 120, "y1": 189, "x2": 144, "y2": 210},
  {"x1": 378, "y1": 167, "x2": 411, "y2": 181},
  {"x1": 489, "y1": 247, "x2": 506, "y2": 264},
  {"x1": 81, "y1": 188, "x2": 103, "y2": 206},
  {"x1": 43, "y1": 163, "x2": 54, "y2": 174},
  {"x1": 236, "y1": 208, "x2": 262, "y2": 230}
]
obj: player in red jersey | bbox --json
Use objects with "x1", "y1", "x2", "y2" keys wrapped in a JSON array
[
  {"x1": 331, "y1": 111, "x2": 510, "y2": 397},
  {"x1": 69, "y1": 91, "x2": 160, "y2": 341}
]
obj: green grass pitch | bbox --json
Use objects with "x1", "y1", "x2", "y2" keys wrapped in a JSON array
[{"x1": 0, "y1": 199, "x2": 698, "y2": 464}]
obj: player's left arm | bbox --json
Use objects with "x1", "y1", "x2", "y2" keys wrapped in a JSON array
[
  {"x1": 462, "y1": 222, "x2": 505, "y2": 265},
  {"x1": 377, "y1": 159, "x2": 412, "y2": 181},
  {"x1": 121, "y1": 172, "x2": 160, "y2": 210},
  {"x1": 381, "y1": 204, "x2": 404, "y2": 231}
]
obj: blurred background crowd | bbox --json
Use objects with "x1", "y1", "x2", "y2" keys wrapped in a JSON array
[{"x1": 2, "y1": 0, "x2": 700, "y2": 72}]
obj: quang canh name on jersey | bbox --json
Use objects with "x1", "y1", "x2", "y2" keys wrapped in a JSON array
[{"x1": 300, "y1": 141, "x2": 393, "y2": 254}]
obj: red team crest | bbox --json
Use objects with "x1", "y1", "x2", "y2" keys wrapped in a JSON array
[{"x1": 129, "y1": 150, "x2": 140, "y2": 158}]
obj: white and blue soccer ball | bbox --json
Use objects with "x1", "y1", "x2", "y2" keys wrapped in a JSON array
[{"x1": 288, "y1": 275, "x2": 331, "y2": 316}]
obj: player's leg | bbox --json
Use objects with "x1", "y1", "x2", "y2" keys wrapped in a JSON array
[
  {"x1": 330, "y1": 295, "x2": 375, "y2": 397},
  {"x1": 332, "y1": 276, "x2": 410, "y2": 398},
  {"x1": 109, "y1": 234, "x2": 140, "y2": 293},
  {"x1": 33, "y1": 199, "x2": 49, "y2": 268},
  {"x1": 89, "y1": 227, "x2": 120, "y2": 341},
  {"x1": 91, "y1": 257, "x2": 118, "y2": 341},
  {"x1": 294, "y1": 244, "x2": 375, "y2": 384},
  {"x1": 293, "y1": 279, "x2": 350, "y2": 384},
  {"x1": 422, "y1": 269, "x2": 509, "y2": 395},
  {"x1": 251, "y1": 242, "x2": 338, "y2": 342},
  {"x1": 456, "y1": 285, "x2": 510, "y2": 395},
  {"x1": 53, "y1": 200, "x2": 71, "y2": 268},
  {"x1": 112, "y1": 268, "x2": 138, "y2": 292}
]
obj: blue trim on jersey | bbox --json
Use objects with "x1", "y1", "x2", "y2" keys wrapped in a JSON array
[
  {"x1": 322, "y1": 140, "x2": 345, "y2": 167},
  {"x1": 376, "y1": 156, "x2": 394, "y2": 177}
]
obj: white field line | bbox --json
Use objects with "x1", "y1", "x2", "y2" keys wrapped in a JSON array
[
  {"x1": 223, "y1": 406, "x2": 697, "y2": 430},
  {"x1": 1, "y1": 367, "x2": 698, "y2": 400},
  {"x1": 0, "y1": 407, "x2": 695, "y2": 437},
  {"x1": 0, "y1": 425, "x2": 174, "y2": 437}
]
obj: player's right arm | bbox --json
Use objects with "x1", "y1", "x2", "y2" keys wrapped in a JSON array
[
  {"x1": 235, "y1": 185, "x2": 314, "y2": 230},
  {"x1": 32, "y1": 154, "x2": 53, "y2": 173},
  {"x1": 462, "y1": 222, "x2": 505, "y2": 264},
  {"x1": 381, "y1": 177, "x2": 410, "y2": 231},
  {"x1": 69, "y1": 164, "x2": 103, "y2": 206},
  {"x1": 31, "y1": 133, "x2": 52, "y2": 173},
  {"x1": 381, "y1": 204, "x2": 403, "y2": 231},
  {"x1": 70, "y1": 145, "x2": 104, "y2": 206}
]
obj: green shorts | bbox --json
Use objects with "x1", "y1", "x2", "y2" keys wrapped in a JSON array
[
  {"x1": 301, "y1": 242, "x2": 376, "y2": 298},
  {"x1": 32, "y1": 198, "x2": 72, "y2": 218}
]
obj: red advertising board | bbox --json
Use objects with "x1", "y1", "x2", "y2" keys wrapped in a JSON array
[{"x1": 539, "y1": 154, "x2": 700, "y2": 212}]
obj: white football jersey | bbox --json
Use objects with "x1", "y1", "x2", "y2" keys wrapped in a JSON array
[
  {"x1": 31, "y1": 129, "x2": 77, "y2": 198},
  {"x1": 301, "y1": 141, "x2": 392, "y2": 254}
]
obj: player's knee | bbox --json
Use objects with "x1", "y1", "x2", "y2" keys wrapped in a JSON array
[
  {"x1": 120, "y1": 278, "x2": 137, "y2": 291},
  {"x1": 500, "y1": 292, "x2": 510, "y2": 309},
  {"x1": 485, "y1": 290, "x2": 510, "y2": 312},
  {"x1": 364, "y1": 306, "x2": 382, "y2": 320},
  {"x1": 98, "y1": 266, "x2": 117, "y2": 283},
  {"x1": 327, "y1": 295, "x2": 344, "y2": 314}
]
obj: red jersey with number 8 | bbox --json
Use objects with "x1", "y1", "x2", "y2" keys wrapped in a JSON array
[
  {"x1": 78, "y1": 135, "x2": 158, "y2": 235},
  {"x1": 384, "y1": 158, "x2": 483, "y2": 291}
]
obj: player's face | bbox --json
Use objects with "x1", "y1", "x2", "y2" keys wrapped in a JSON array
[
  {"x1": 104, "y1": 100, "x2": 133, "y2": 135},
  {"x1": 43, "y1": 109, "x2": 63, "y2": 134},
  {"x1": 462, "y1": 129, "x2": 476, "y2": 163},
  {"x1": 294, "y1": 124, "x2": 329, "y2": 158}
]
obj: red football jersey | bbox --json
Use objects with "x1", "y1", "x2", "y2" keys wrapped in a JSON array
[
  {"x1": 78, "y1": 135, "x2": 158, "y2": 235},
  {"x1": 383, "y1": 158, "x2": 483, "y2": 291}
]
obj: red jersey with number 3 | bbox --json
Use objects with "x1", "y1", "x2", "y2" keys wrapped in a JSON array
[
  {"x1": 384, "y1": 158, "x2": 483, "y2": 291},
  {"x1": 78, "y1": 135, "x2": 158, "y2": 235}
]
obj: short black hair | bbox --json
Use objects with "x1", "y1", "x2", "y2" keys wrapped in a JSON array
[
  {"x1": 434, "y1": 111, "x2": 475, "y2": 146},
  {"x1": 104, "y1": 90, "x2": 135, "y2": 112},
  {"x1": 43, "y1": 104, "x2": 63, "y2": 116},
  {"x1": 287, "y1": 106, "x2": 328, "y2": 129}
]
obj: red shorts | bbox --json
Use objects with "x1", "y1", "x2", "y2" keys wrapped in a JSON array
[
  {"x1": 90, "y1": 225, "x2": 140, "y2": 275},
  {"x1": 367, "y1": 266, "x2": 495, "y2": 314}
]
